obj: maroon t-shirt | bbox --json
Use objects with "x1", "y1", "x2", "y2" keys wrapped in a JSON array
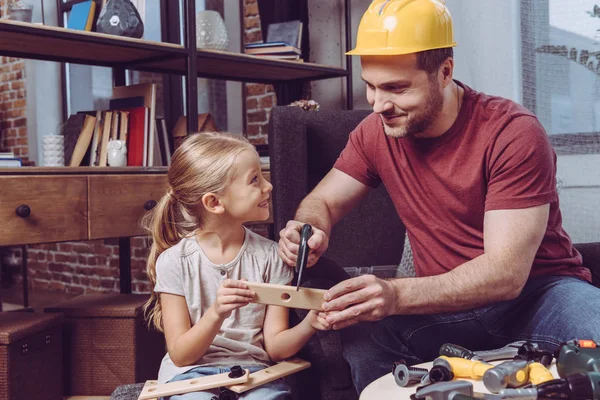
[{"x1": 334, "y1": 81, "x2": 591, "y2": 282}]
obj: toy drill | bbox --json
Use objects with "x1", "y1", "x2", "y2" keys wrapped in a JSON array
[{"x1": 556, "y1": 339, "x2": 600, "y2": 378}]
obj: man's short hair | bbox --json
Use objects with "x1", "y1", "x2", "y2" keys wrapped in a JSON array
[{"x1": 416, "y1": 48, "x2": 454, "y2": 75}]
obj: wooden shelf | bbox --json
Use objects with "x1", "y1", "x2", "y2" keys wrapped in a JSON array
[
  {"x1": 0, "y1": 166, "x2": 168, "y2": 175},
  {"x1": 0, "y1": 20, "x2": 186, "y2": 73},
  {"x1": 0, "y1": 20, "x2": 348, "y2": 83},
  {"x1": 145, "y1": 49, "x2": 350, "y2": 83}
]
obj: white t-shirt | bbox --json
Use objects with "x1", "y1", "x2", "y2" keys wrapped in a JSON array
[{"x1": 154, "y1": 227, "x2": 294, "y2": 383}]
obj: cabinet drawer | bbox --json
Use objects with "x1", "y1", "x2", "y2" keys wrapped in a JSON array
[
  {"x1": 0, "y1": 176, "x2": 87, "y2": 246},
  {"x1": 88, "y1": 175, "x2": 168, "y2": 239}
]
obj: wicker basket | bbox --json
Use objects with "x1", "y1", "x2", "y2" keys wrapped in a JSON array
[
  {"x1": 44, "y1": 294, "x2": 165, "y2": 396},
  {"x1": 0, "y1": 312, "x2": 64, "y2": 400}
]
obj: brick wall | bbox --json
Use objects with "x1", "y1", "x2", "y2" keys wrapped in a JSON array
[
  {"x1": 0, "y1": 1, "x2": 275, "y2": 296},
  {"x1": 243, "y1": 0, "x2": 276, "y2": 146}
]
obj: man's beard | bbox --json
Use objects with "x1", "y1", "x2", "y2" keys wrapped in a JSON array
[{"x1": 382, "y1": 79, "x2": 444, "y2": 139}]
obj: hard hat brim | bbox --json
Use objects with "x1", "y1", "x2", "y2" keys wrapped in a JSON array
[{"x1": 346, "y1": 42, "x2": 457, "y2": 56}]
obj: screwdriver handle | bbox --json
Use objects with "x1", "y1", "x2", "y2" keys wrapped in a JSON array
[{"x1": 440, "y1": 343, "x2": 481, "y2": 361}]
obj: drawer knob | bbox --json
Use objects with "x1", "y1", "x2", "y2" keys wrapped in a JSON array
[
  {"x1": 144, "y1": 200, "x2": 157, "y2": 211},
  {"x1": 15, "y1": 205, "x2": 31, "y2": 218}
]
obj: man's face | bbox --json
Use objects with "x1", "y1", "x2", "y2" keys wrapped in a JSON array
[{"x1": 361, "y1": 54, "x2": 444, "y2": 138}]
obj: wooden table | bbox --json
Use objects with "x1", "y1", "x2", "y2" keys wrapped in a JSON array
[
  {"x1": 0, "y1": 167, "x2": 271, "y2": 306},
  {"x1": 360, "y1": 361, "x2": 559, "y2": 399}
]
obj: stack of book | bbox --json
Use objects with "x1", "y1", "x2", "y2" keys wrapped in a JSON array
[
  {"x1": 244, "y1": 20, "x2": 303, "y2": 61},
  {"x1": 0, "y1": 151, "x2": 21, "y2": 168},
  {"x1": 63, "y1": 82, "x2": 171, "y2": 168}
]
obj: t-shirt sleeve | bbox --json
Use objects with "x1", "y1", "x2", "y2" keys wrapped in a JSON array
[
  {"x1": 154, "y1": 250, "x2": 185, "y2": 296},
  {"x1": 264, "y1": 243, "x2": 294, "y2": 286},
  {"x1": 333, "y1": 117, "x2": 381, "y2": 188},
  {"x1": 485, "y1": 115, "x2": 558, "y2": 211}
]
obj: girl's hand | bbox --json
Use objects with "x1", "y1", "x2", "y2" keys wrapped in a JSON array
[
  {"x1": 306, "y1": 310, "x2": 331, "y2": 331},
  {"x1": 211, "y1": 279, "x2": 255, "y2": 320}
]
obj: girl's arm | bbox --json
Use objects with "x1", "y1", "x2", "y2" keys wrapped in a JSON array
[
  {"x1": 161, "y1": 279, "x2": 255, "y2": 367},
  {"x1": 262, "y1": 304, "x2": 331, "y2": 362}
]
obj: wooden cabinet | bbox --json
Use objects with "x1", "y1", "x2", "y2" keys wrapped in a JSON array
[
  {"x1": 88, "y1": 175, "x2": 168, "y2": 239},
  {"x1": 0, "y1": 168, "x2": 168, "y2": 247},
  {"x1": 0, "y1": 176, "x2": 87, "y2": 246}
]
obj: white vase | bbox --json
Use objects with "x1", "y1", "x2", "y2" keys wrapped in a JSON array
[
  {"x1": 43, "y1": 134, "x2": 64, "y2": 167},
  {"x1": 196, "y1": 10, "x2": 229, "y2": 51},
  {"x1": 107, "y1": 140, "x2": 128, "y2": 167}
]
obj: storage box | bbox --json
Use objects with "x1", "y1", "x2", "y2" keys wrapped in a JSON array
[
  {"x1": 0, "y1": 312, "x2": 64, "y2": 400},
  {"x1": 44, "y1": 293, "x2": 165, "y2": 396}
]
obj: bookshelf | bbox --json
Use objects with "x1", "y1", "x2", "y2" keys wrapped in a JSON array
[{"x1": 0, "y1": 19, "x2": 348, "y2": 83}]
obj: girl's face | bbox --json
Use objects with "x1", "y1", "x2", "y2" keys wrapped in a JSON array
[{"x1": 219, "y1": 149, "x2": 272, "y2": 223}]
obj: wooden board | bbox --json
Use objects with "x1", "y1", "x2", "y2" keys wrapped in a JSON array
[
  {"x1": 137, "y1": 370, "x2": 249, "y2": 400},
  {"x1": 245, "y1": 282, "x2": 327, "y2": 311},
  {"x1": 228, "y1": 358, "x2": 311, "y2": 394}
]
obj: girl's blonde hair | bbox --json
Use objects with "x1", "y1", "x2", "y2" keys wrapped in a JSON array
[{"x1": 142, "y1": 131, "x2": 255, "y2": 331}]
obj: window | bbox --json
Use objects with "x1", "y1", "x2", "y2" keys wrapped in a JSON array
[{"x1": 522, "y1": 0, "x2": 600, "y2": 154}]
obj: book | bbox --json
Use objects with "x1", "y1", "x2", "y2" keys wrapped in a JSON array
[
  {"x1": 266, "y1": 20, "x2": 303, "y2": 49},
  {"x1": 119, "y1": 111, "x2": 129, "y2": 141},
  {"x1": 67, "y1": 0, "x2": 96, "y2": 31},
  {"x1": 160, "y1": 119, "x2": 171, "y2": 165},
  {"x1": 89, "y1": 111, "x2": 103, "y2": 166},
  {"x1": 98, "y1": 111, "x2": 113, "y2": 167},
  {"x1": 0, "y1": 151, "x2": 15, "y2": 158},
  {"x1": 109, "y1": 96, "x2": 145, "y2": 109},
  {"x1": 66, "y1": 114, "x2": 97, "y2": 167},
  {"x1": 245, "y1": 44, "x2": 301, "y2": 56},
  {"x1": 0, "y1": 158, "x2": 22, "y2": 167},
  {"x1": 121, "y1": 106, "x2": 148, "y2": 167}
]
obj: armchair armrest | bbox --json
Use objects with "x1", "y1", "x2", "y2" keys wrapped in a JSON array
[{"x1": 573, "y1": 242, "x2": 600, "y2": 287}]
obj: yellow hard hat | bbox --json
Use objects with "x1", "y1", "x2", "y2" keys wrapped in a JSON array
[{"x1": 347, "y1": 0, "x2": 456, "y2": 56}]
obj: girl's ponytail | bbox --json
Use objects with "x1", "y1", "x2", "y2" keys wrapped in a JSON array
[{"x1": 142, "y1": 189, "x2": 180, "y2": 332}]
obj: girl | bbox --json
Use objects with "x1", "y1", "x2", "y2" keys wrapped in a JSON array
[{"x1": 143, "y1": 132, "x2": 329, "y2": 400}]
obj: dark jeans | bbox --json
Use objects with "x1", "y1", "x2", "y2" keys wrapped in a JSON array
[{"x1": 341, "y1": 275, "x2": 600, "y2": 393}]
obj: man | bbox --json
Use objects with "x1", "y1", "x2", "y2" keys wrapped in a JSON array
[{"x1": 278, "y1": 0, "x2": 600, "y2": 394}]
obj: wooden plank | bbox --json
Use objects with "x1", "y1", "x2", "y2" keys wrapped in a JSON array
[
  {"x1": 245, "y1": 282, "x2": 327, "y2": 311},
  {"x1": 137, "y1": 370, "x2": 249, "y2": 400},
  {"x1": 88, "y1": 175, "x2": 168, "y2": 239},
  {"x1": 0, "y1": 176, "x2": 87, "y2": 245},
  {"x1": 228, "y1": 359, "x2": 311, "y2": 394},
  {"x1": 136, "y1": 381, "x2": 158, "y2": 400}
]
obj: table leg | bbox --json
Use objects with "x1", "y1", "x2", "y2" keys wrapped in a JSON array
[{"x1": 119, "y1": 237, "x2": 132, "y2": 294}]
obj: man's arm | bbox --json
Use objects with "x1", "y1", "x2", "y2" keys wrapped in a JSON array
[
  {"x1": 278, "y1": 168, "x2": 371, "y2": 266},
  {"x1": 322, "y1": 204, "x2": 550, "y2": 329}
]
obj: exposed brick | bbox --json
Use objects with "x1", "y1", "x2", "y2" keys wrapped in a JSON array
[
  {"x1": 246, "y1": 124, "x2": 262, "y2": 136},
  {"x1": 247, "y1": 110, "x2": 267, "y2": 123},
  {"x1": 244, "y1": 1, "x2": 258, "y2": 17},
  {"x1": 259, "y1": 95, "x2": 274, "y2": 109},
  {"x1": 245, "y1": 31, "x2": 263, "y2": 44},
  {"x1": 246, "y1": 97, "x2": 258, "y2": 109},
  {"x1": 246, "y1": 84, "x2": 266, "y2": 96}
]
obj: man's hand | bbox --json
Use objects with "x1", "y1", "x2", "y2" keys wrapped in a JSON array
[
  {"x1": 211, "y1": 279, "x2": 255, "y2": 320},
  {"x1": 320, "y1": 275, "x2": 397, "y2": 330},
  {"x1": 278, "y1": 220, "x2": 329, "y2": 267}
]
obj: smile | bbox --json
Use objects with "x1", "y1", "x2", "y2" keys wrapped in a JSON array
[
  {"x1": 381, "y1": 115, "x2": 406, "y2": 125},
  {"x1": 258, "y1": 200, "x2": 269, "y2": 208}
]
